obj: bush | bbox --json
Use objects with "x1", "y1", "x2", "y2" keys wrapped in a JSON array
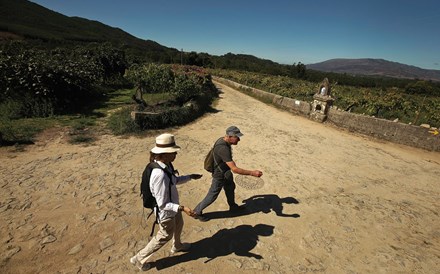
[
  {"x1": 124, "y1": 64, "x2": 212, "y2": 105},
  {"x1": 107, "y1": 107, "x2": 141, "y2": 135},
  {"x1": 0, "y1": 41, "x2": 127, "y2": 118}
]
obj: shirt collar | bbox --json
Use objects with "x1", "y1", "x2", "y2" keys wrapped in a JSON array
[{"x1": 154, "y1": 160, "x2": 167, "y2": 169}]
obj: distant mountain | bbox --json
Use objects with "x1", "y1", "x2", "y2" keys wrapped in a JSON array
[{"x1": 307, "y1": 58, "x2": 440, "y2": 82}]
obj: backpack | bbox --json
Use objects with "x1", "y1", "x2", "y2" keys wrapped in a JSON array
[
  {"x1": 140, "y1": 162, "x2": 173, "y2": 235},
  {"x1": 203, "y1": 140, "x2": 227, "y2": 173},
  {"x1": 203, "y1": 148, "x2": 217, "y2": 173}
]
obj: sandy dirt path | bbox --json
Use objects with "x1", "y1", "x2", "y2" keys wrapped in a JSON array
[{"x1": 1, "y1": 81, "x2": 439, "y2": 274}]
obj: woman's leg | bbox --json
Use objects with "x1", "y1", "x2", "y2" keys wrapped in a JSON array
[{"x1": 135, "y1": 217, "x2": 175, "y2": 263}]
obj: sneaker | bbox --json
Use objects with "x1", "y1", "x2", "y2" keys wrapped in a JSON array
[
  {"x1": 130, "y1": 256, "x2": 151, "y2": 271},
  {"x1": 194, "y1": 214, "x2": 210, "y2": 222},
  {"x1": 229, "y1": 204, "x2": 246, "y2": 212},
  {"x1": 170, "y1": 243, "x2": 191, "y2": 254}
]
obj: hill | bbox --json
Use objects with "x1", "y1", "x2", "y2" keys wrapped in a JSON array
[
  {"x1": 0, "y1": 0, "x2": 180, "y2": 62},
  {"x1": 307, "y1": 58, "x2": 440, "y2": 82},
  {"x1": 2, "y1": 0, "x2": 439, "y2": 83}
]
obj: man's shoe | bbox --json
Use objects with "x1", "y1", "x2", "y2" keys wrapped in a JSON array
[
  {"x1": 194, "y1": 214, "x2": 210, "y2": 222},
  {"x1": 130, "y1": 256, "x2": 151, "y2": 271},
  {"x1": 229, "y1": 204, "x2": 246, "y2": 212},
  {"x1": 170, "y1": 243, "x2": 191, "y2": 254}
]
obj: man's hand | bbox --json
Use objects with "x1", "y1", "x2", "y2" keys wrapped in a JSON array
[{"x1": 251, "y1": 170, "x2": 263, "y2": 177}]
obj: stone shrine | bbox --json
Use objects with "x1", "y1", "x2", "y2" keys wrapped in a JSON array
[{"x1": 310, "y1": 78, "x2": 334, "y2": 122}]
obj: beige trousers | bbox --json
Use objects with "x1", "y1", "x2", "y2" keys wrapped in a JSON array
[{"x1": 135, "y1": 211, "x2": 184, "y2": 264}]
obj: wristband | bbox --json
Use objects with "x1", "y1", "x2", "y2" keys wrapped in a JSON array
[{"x1": 179, "y1": 205, "x2": 184, "y2": 212}]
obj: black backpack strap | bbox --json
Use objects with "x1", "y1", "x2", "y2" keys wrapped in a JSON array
[{"x1": 149, "y1": 205, "x2": 158, "y2": 236}]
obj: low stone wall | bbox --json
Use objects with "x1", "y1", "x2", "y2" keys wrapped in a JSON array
[
  {"x1": 327, "y1": 109, "x2": 440, "y2": 151},
  {"x1": 214, "y1": 77, "x2": 440, "y2": 152},
  {"x1": 131, "y1": 93, "x2": 214, "y2": 130}
]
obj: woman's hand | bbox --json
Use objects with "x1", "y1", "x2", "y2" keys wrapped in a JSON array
[
  {"x1": 182, "y1": 206, "x2": 197, "y2": 217},
  {"x1": 190, "y1": 174, "x2": 203, "y2": 180}
]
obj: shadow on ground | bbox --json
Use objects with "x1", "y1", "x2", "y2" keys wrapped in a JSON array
[
  {"x1": 203, "y1": 194, "x2": 300, "y2": 220},
  {"x1": 153, "y1": 223, "x2": 274, "y2": 270}
]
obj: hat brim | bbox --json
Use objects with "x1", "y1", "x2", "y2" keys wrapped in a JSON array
[
  {"x1": 228, "y1": 132, "x2": 243, "y2": 137},
  {"x1": 151, "y1": 146, "x2": 181, "y2": 154}
]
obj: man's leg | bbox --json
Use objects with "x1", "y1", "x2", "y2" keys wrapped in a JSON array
[
  {"x1": 224, "y1": 177, "x2": 237, "y2": 207},
  {"x1": 194, "y1": 178, "x2": 224, "y2": 215}
]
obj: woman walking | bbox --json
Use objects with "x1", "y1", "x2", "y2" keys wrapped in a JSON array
[{"x1": 130, "y1": 133, "x2": 202, "y2": 271}]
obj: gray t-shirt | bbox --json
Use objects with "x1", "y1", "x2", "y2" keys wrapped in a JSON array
[{"x1": 212, "y1": 138, "x2": 233, "y2": 179}]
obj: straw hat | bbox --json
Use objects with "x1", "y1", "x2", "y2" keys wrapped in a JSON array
[{"x1": 151, "y1": 133, "x2": 181, "y2": 154}]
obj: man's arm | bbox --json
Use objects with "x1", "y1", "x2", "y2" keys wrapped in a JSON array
[{"x1": 225, "y1": 161, "x2": 263, "y2": 177}]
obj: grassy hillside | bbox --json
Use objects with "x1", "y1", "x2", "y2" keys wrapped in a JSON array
[{"x1": 0, "y1": 0, "x2": 180, "y2": 62}]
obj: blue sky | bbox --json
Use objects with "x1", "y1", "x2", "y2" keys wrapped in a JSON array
[{"x1": 30, "y1": 0, "x2": 440, "y2": 70}]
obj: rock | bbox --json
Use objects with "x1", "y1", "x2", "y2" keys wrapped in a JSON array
[
  {"x1": 99, "y1": 238, "x2": 114, "y2": 251},
  {"x1": 2, "y1": 246, "x2": 21, "y2": 261},
  {"x1": 118, "y1": 220, "x2": 130, "y2": 231},
  {"x1": 41, "y1": 235, "x2": 57, "y2": 244},
  {"x1": 68, "y1": 244, "x2": 83, "y2": 255}
]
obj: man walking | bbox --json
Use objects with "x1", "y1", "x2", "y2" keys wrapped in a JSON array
[{"x1": 194, "y1": 126, "x2": 263, "y2": 222}]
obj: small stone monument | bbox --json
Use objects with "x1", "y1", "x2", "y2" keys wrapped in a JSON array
[{"x1": 310, "y1": 78, "x2": 334, "y2": 122}]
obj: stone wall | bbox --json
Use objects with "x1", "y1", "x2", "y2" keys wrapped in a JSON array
[
  {"x1": 327, "y1": 109, "x2": 440, "y2": 151},
  {"x1": 214, "y1": 77, "x2": 440, "y2": 152},
  {"x1": 131, "y1": 91, "x2": 215, "y2": 130}
]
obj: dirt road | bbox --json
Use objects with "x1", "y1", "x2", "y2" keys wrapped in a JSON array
[{"x1": 1, "y1": 82, "x2": 439, "y2": 273}]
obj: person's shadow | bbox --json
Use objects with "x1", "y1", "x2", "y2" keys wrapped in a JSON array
[
  {"x1": 203, "y1": 194, "x2": 300, "y2": 220},
  {"x1": 153, "y1": 223, "x2": 274, "y2": 270}
]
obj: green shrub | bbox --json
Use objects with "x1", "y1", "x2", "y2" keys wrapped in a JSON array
[
  {"x1": 0, "y1": 41, "x2": 127, "y2": 118},
  {"x1": 71, "y1": 116, "x2": 96, "y2": 130},
  {"x1": 0, "y1": 99, "x2": 22, "y2": 119},
  {"x1": 69, "y1": 135, "x2": 95, "y2": 144},
  {"x1": 107, "y1": 107, "x2": 141, "y2": 135}
]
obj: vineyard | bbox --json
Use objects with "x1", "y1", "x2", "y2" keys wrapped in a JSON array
[
  {"x1": 210, "y1": 69, "x2": 440, "y2": 128},
  {"x1": 0, "y1": 42, "x2": 127, "y2": 118}
]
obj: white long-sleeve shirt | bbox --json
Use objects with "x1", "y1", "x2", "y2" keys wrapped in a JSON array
[{"x1": 150, "y1": 161, "x2": 191, "y2": 221}]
